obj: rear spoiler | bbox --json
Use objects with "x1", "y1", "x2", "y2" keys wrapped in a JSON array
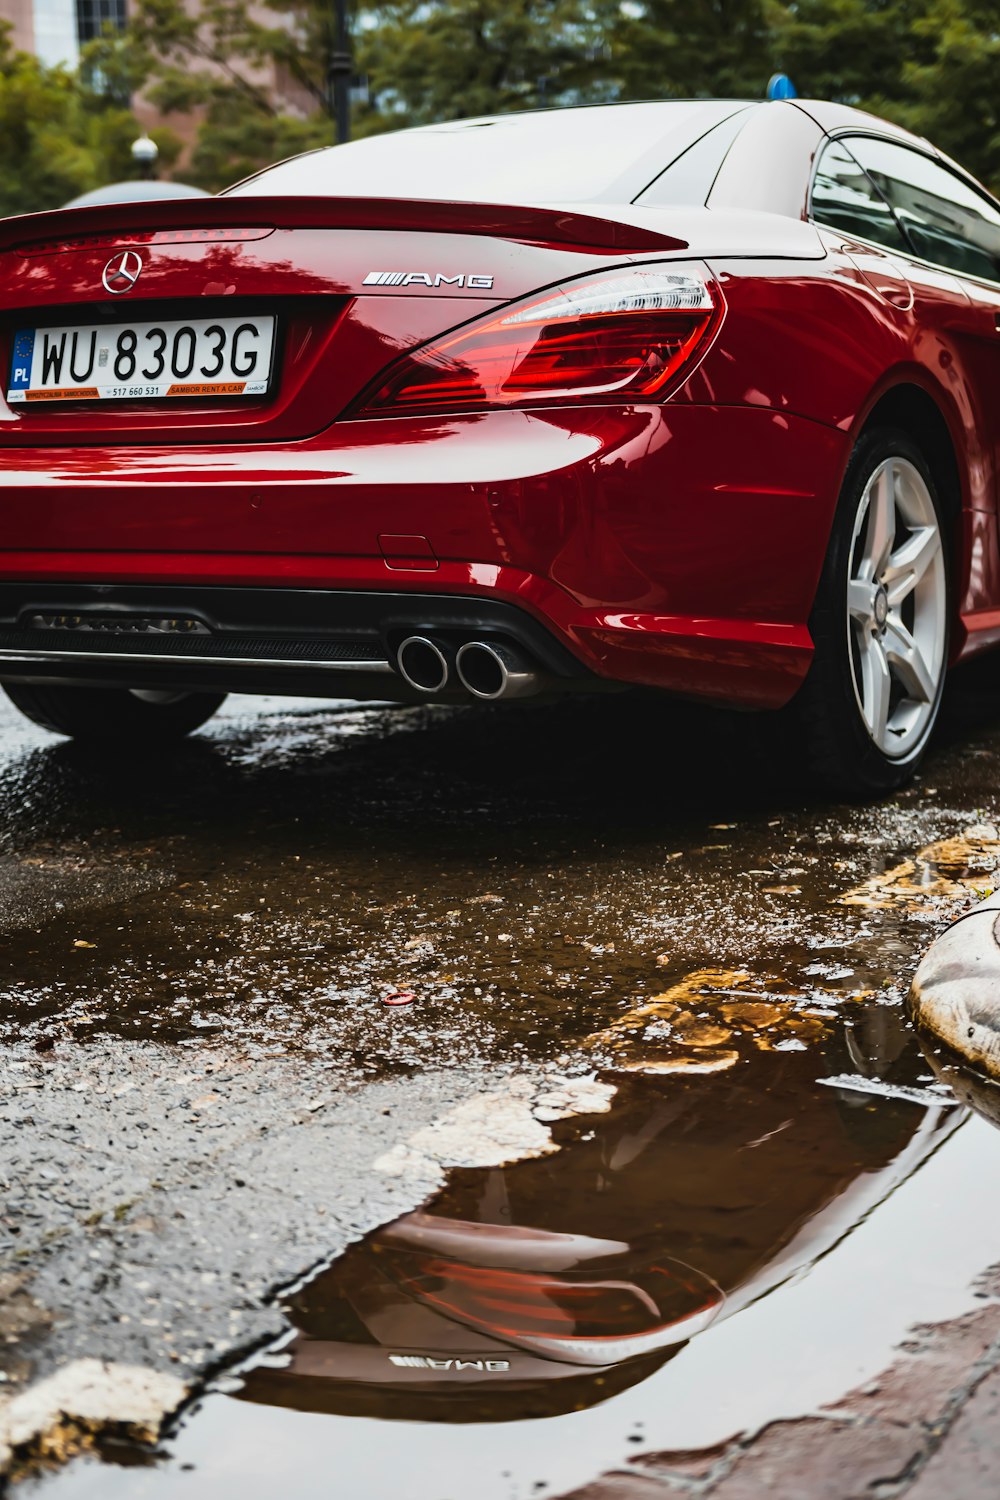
[{"x1": 0, "y1": 194, "x2": 688, "y2": 257}]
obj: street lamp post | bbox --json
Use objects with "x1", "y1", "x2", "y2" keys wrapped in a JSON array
[
  {"x1": 328, "y1": 0, "x2": 351, "y2": 144},
  {"x1": 130, "y1": 134, "x2": 159, "y2": 180}
]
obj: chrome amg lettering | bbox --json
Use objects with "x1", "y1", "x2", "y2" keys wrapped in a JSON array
[
  {"x1": 387, "y1": 1355, "x2": 511, "y2": 1371},
  {"x1": 363, "y1": 272, "x2": 495, "y2": 290}
]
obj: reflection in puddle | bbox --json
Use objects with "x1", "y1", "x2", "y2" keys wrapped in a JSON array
[
  {"x1": 921, "y1": 1034, "x2": 1000, "y2": 1130},
  {"x1": 238, "y1": 1019, "x2": 957, "y2": 1429}
]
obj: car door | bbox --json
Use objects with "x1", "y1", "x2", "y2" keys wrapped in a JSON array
[{"x1": 842, "y1": 134, "x2": 1000, "y2": 523}]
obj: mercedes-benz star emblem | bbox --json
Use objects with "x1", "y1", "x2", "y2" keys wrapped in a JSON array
[{"x1": 102, "y1": 250, "x2": 143, "y2": 295}]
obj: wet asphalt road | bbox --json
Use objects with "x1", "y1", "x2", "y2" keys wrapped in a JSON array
[{"x1": 6, "y1": 665, "x2": 1000, "y2": 1494}]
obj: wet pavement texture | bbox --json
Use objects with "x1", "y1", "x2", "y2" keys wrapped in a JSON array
[{"x1": 5, "y1": 665, "x2": 1000, "y2": 1495}]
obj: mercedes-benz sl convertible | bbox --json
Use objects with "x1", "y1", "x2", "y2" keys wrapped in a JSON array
[{"x1": 2, "y1": 96, "x2": 999, "y2": 792}]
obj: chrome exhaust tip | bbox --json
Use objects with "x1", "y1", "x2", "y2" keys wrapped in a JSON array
[
  {"x1": 396, "y1": 635, "x2": 451, "y2": 694},
  {"x1": 455, "y1": 641, "x2": 540, "y2": 701}
]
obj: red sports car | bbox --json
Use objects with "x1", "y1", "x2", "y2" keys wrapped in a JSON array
[{"x1": 1, "y1": 97, "x2": 998, "y2": 792}]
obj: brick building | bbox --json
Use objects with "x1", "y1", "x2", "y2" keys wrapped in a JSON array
[
  {"x1": 0, "y1": 0, "x2": 320, "y2": 169},
  {"x1": 0, "y1": 0, "x2": 126, "y2": 68}
]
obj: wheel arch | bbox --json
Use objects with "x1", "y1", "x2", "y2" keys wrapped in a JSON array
[
  {"x1": 850, "y1": 382, "x2": 965, "y2": 603},
  {"x1": 855, "y1": 383, "x2": 963, "y2": 524}
]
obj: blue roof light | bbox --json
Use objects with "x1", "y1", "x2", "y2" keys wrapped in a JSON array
[{"x1": 766, "y1": 73, "x2": 798, "y2": 100}]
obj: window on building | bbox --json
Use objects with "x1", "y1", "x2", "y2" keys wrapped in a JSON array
[{"x1": 76, "y1": 0, "x2": 126, "y2": 45}]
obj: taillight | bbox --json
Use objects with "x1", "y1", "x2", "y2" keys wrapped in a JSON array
[
  {"x1": 373, "y1": 1248, "x2": 723, "y2": 1365},
  {"x1": 353, "y1": 268, "x2": 724, "y2": 418}
]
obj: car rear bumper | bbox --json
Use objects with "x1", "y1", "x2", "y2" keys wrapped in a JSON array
[
  {"x1": 0, "y1": 571, "x2": 812, "y2": 707},
  {"x1": 0, "y1": 579, "x2": 589, "y2": 700},
  {"x1": 0, "y1": 404, "x2": 847, "y2": 708}
]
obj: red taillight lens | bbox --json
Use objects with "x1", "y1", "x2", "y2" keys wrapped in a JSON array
[
  {"x1": 374, "y1": 1248, "x2": 722, "y2": 1365},
  {"x1": 354, "y1": 269, "x2": 724, "y2": 418}
]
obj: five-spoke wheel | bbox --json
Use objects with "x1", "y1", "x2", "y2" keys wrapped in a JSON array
[
  {"x1": 793, "y1": 428, "x2": 950, "y2": 795},
  {"x1": 846, "y1": 455, "x2": 947, "y2": 760}
]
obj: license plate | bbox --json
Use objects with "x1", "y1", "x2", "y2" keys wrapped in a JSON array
[{"x1": 6, "y1": 314, "x2": 276, "y2": 403}]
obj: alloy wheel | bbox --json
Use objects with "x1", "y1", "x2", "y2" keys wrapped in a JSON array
[{"x1": 846, "y1": 456, "x2": 946, "y2": 759}]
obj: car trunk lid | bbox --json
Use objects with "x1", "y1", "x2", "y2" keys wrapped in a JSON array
[{"x1": 0, "y1": 195, "x2": 687, "y2": 450}]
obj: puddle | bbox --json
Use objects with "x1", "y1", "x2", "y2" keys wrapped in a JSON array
[
  {"x1": 239, "y1": 1022, "x2": 957, "y2": 1427},
  {"x1": 9, "y1": 665, "x2": 1000, "y2": 1496},
  {"x1": 23, "y1": 1020, "x2": 1000, "y2": 1500}
]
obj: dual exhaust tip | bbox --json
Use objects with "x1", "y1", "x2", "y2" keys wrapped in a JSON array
[{"x1": 396, "y1": 636, "x2": 540, "y2": 701}]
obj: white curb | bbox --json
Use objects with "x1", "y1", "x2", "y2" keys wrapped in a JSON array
[{"x1": 0, "y1": 1359, "x2": 186, "y2": 1473}]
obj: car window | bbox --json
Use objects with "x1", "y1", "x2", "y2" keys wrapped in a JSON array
[
  {"x1": 810, "y1": 138, "x2": 909, "y2": 253},
  {"x1": 636, "y1": 108, "x2": 755, "y2": 206},
  {"x1": 227, "y1": 101, "x2": 747, "y2": 206},
  {"x1": 848, "y1": 136, "x2": 1000, "y2": 284}
]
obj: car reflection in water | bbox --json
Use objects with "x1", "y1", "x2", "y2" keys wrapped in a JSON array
[{"x1": 239, "y1": 1024, "x2": 960, "y2": 1424}]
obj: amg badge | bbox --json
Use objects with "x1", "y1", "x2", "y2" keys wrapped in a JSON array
[
  {"x1": 388, "y1": 1355, "x2": 511, "y2": 1371},
  {"x1": 363, "y1": 271, "x2": 494, "y2": 289}
]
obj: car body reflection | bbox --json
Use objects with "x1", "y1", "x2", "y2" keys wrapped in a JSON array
[{"x1": 239, "y1": 1038, "x2": 961, "y2": 1424}]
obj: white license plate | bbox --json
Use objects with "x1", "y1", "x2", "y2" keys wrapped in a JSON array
[{"x1": 6, "y1": 314, "x2": 276, "y2": 403}]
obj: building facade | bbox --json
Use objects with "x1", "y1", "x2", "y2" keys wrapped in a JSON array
[
  {"x1": 0, "y1": 0, "x2": 126, "y2": 68},
  {"x1": 1, "y1": 0, "x2": 320, "y2": 170}
]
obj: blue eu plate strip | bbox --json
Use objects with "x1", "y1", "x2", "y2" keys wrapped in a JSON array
[{"x1": 9, "y1": 329, "x2": 34, "y2": 391}]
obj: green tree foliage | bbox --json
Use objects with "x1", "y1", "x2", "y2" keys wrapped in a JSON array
[
  {"x1": 608, "y1": 0, "x2": 772, "y2": 103},
  {"x1": 894, "y1": 0, "x2": 1000, "y2": 188},
  {"x1": 354, "y1": 0, "x2": 616, "y2": 127},
  {"x1": 767, "y1": 0, "x2": 929, "y2": 110},
  {"x1": 0, "y1": 23, "x2": 156, "y2": 216}
]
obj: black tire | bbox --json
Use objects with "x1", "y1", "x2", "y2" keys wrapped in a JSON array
[
  {"x1": 791, "y1": 427, "x2": 950, "y2": 798},
  {"x1": 2, "y1": 683, "x2": 227, "y2": 745}
]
